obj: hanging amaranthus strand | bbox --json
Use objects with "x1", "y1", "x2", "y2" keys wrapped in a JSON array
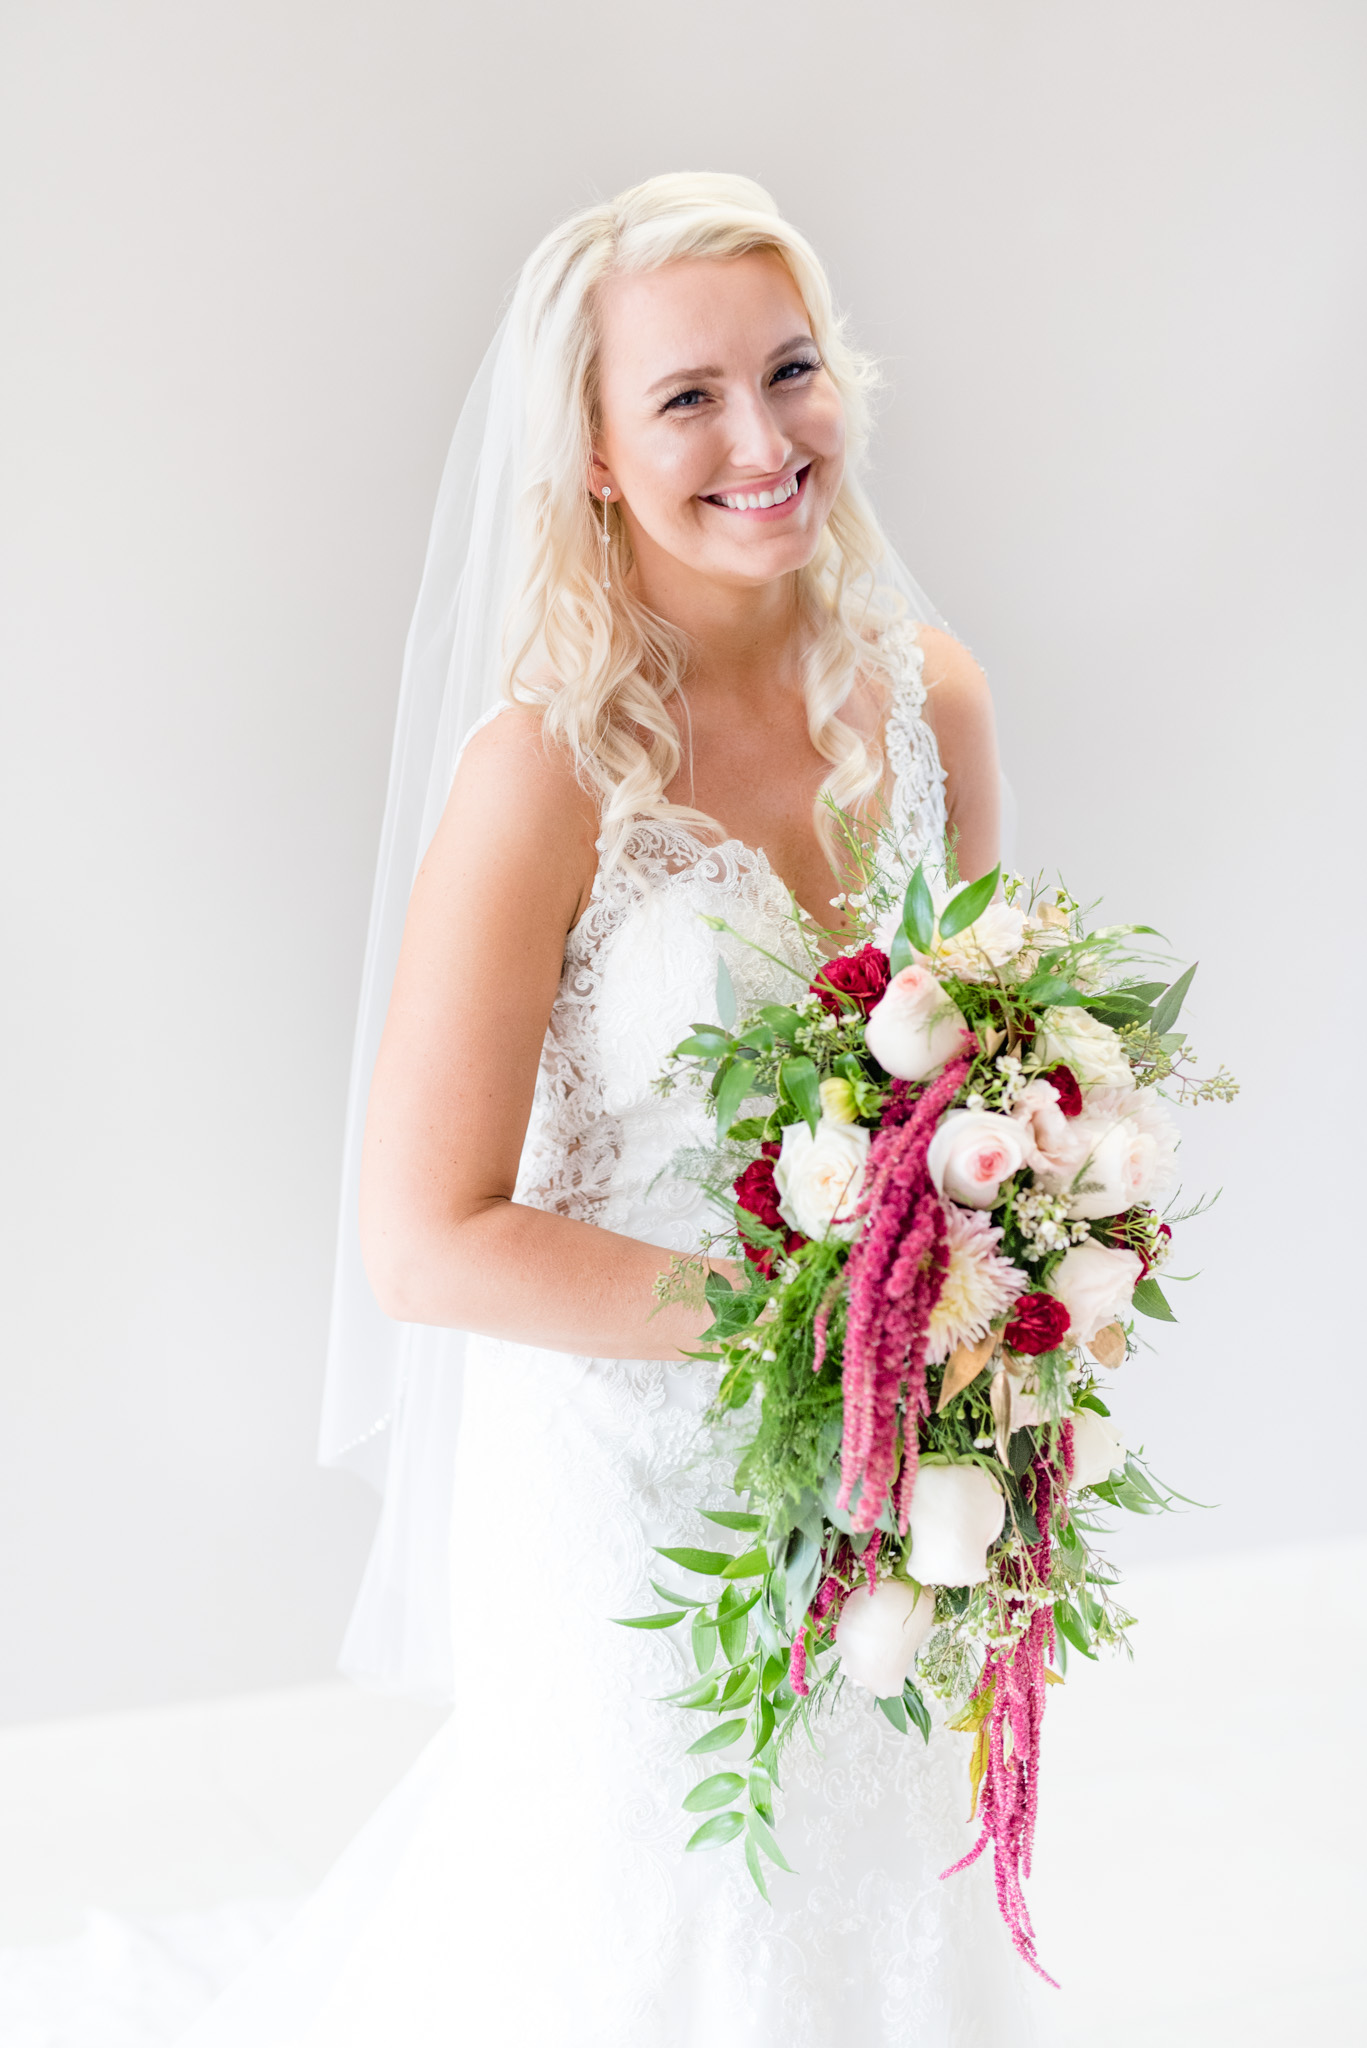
[
  {"x1": 836, "y1": 1055, "x2": 971, "y2": 1530},
  {"x1": 941, "y1": 1446, "x2": 1068, "y2": 1983}
]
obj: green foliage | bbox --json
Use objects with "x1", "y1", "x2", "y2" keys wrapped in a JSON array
[
  {"x1": 685, "y1": 1811, "x2": 746, "y2": 1851},
  {"x1": 1132, "y1": 1277, "x2": 1177, "y2": 1321},
  {"x1": 682, "y1": 1771, "x2": 746, "y2": 1813}
]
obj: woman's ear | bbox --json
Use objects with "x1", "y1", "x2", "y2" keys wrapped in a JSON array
[{"x1": 588, "y1": 450, "x2": 616, "y2": 501}]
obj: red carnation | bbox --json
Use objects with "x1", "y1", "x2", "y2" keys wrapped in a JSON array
[
  {"x1": 809, "y1": 944, "x2": 891, "y2": 1017},
  {"x1": 1038, "y1": 1063, "x2": 1083, "y2": 1118},
  {"x1": 1002, "y1": 1291, "x2": 1072, "y2": 1355},
  {"x1": 733, "y1": 1142, "x2": 805, "y2": 1276}
]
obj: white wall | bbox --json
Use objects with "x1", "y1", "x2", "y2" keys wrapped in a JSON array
[{"x1": 2, "y1": 0, "x2": 1362, "y2": 1720}]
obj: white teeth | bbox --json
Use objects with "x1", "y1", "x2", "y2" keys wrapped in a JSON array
[{"x1": 715, "y1": 470, "x2": 801, "y2": 510}]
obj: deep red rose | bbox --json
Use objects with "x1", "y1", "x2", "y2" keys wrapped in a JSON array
[
  {"x1": 1002, "y1": 1291, "x2": 1072, "y2": 1355},
  {"x1": 809, "y1": 944, "x2": 891, "y2": 1017},
  {"x1": 1038, "y1": 1062, "x2": 1083, "y2": 1118},
  {"x1": 733, "y1": 1143, "x2": 805, "y2": 1276}
]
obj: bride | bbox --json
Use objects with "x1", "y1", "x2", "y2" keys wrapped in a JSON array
[{"x1": 190, "y1": 170, "x2": 1041, "y2": 2047}]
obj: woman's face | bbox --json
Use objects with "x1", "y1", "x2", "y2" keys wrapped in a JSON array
[{"x1": 592, "y1": 250, "x2": 846, "y2": 594}]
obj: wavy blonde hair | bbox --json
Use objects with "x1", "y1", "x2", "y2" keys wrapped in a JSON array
[{"x1": 501, "y1": 171, "x2": 907, "y2": 866}]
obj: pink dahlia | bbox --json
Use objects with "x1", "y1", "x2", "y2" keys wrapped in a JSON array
[{"x1": 924, "y1": 1206, "x2": 1027, "y2": 1365}]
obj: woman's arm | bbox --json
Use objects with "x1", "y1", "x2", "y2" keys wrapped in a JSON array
[
  {"x1": 916, "y1": 627, "x2": 1002, "y2": 881},
  {"x1": 358, "y1": 709, "x2": 727, "y2": 1359}
]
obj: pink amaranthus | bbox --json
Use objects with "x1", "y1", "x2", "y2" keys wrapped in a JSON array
[
  {"x1": 940, "y1": 1430, "x2": 1073, "y2": 1984},
  {"x1": 836, "y1": 1055, "x2": 972, "y2": 1532}
]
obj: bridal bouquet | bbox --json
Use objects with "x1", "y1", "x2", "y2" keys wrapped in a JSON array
[{"x1": 626, "y1": 840, "x2": 1235, "y2": 1979}]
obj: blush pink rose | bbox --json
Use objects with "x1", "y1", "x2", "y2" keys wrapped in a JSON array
[{"x1": 927, "y1": 1109, "x2": 1028, "y2": 1210}]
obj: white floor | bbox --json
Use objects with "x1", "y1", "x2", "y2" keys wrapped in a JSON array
[{"x1": 0, "y1": 1538, "x2": 1362, "y2": 2046}]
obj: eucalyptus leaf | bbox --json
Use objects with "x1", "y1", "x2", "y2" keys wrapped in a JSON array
[
  {"x1": 876, "y1": 1694, "x2": 908, "y2": 1734},
  {"x1": 686, "y1": 1718, "x2": 747, "y2": 1754},
  {"x1": 682, "y1": 1771, "x2": 746, "y2": 1813},
  {"x1": 715, "y1": 955, "x2": 738, "y2": 1029},
  {"x1": 691, "y1": 1022, "x2": 735, "y2": 1050},
  {"x1": 937, "y1": 865, "x2": 1001, "y2": 940},
  {"x1": 685, "y1": 1810, "x2": 746, "y2": 1851},
  {"x1": 759, "y1": 1004, "x2": 801, "y2": 1042},
  {"x1": 1148, "y1": 961, "x2": 1197, "y2": 1037}
]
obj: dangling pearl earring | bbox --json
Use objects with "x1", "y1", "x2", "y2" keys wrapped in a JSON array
[{"x1": 599, "y1": 486, "x2": 612, "y2": 593}]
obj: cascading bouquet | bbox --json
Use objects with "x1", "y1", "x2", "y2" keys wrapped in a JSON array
[{"x1": 623, "y1": 840, "x2": 1236, "y2": 1979}]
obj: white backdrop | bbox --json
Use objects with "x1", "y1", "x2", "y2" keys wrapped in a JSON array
[{"x1": 2, "y1": 0, "x2": 1362, "y2": 1721}]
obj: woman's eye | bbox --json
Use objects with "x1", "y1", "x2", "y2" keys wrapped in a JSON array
[
  {"x1": 663, "y1": 387, "x2": 708, "y2": 412},
  {"x1": 772, "y1": 357, "x2": 820, "y2": 385}
]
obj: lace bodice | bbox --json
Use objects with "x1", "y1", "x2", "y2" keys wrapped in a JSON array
[{"x1": 514, "y1": 624, "x2": 947, "y2": 1243}]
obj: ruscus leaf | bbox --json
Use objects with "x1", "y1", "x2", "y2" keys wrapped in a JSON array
[
  {"x1": 903, "y1": 863, "x2": 936, "y2": 954},
  {"x1": 656, "y1": 1546, "x2": 734, "y2": 1576},
  {"x1": 682, "y1": 1771, "x2": 746, "y2": 1813},
  {"x1": 937, "y1": 865, "x2": 1001, "y2": 940},
  {"x1": 721, "y1": 1546, "x2": 768, "y2": 1580},
  {"x1": 778, "y1": 1055, "x2": 822, "y2": 1134},
  {"x1": 686, "y1": 1718, "x2": 747, "y2": 1755},
  {"x1": 685, "y1": 1810, "x2": 746, "y2": 1851},
  {"x1": 611, "y1": 1610, "x2": 687, "y2": 1630}
]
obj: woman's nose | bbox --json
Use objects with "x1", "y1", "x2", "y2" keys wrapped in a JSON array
[{"x1": 725, "y1": 387, "x2": 792, "y2": 475}]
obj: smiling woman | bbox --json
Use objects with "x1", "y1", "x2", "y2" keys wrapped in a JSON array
[{"x1": 185, "y1": 172, "x2": 1034, "y2": 2048}]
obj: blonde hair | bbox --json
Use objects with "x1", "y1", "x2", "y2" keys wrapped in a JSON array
[{"x1": 501, "y1": 171, "x2": 905, "y2": 866}]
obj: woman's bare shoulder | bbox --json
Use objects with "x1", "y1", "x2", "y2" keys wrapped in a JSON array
[
  {"x1": 914, "y1": 625, "x2": 990, "y2": 706},
  {"x1": 424, "y1": 703, "x2": 601, "y2": 925}
]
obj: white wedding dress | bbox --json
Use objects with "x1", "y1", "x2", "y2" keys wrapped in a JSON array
[{"x1": 176, "y1": 628, "x2": 1045, "y2": 2045}]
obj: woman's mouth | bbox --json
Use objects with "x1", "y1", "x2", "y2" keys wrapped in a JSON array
[{"x1": 702, "y1": 464, "x2": 810, "y2": 517}]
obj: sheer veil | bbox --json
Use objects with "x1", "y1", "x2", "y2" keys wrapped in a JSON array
[
  {"x1": 320, "y1": 309, "x2": 526, "y2": 1697},
  {"x1": 321, "y1": 258, "x2": 967, "y2": 1702}
]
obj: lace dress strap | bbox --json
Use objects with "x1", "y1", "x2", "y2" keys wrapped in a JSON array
[{"x1": 878, "y1": 619, "x2": 949, "y2": 863}]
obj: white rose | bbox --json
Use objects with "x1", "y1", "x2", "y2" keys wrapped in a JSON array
[
  {"x1": 1009, "y1": 1077, "x2": 1090, "y2": 1181},
  {"x1": 1036, "y1": 1007, "x2": 1133, "y2": 1089},
  {"x1": 927, "y1": 1109, "x2": 1027, "y2": 1210},
  {"x1": 906, "y1": 1464, "x2": 1006, "y2": 1586},
  {"x1": 1068, "y1": 1409, "x2": 1126, "y2": 1489},
  {"x1": 925, "y1": 899, "x2": 1028, "y2": 982},
  {"x1": 1049, "y1": 1240, "x2": 1143, "y2": 1344},
  {"x1": 774, "y1": 1116, "x2": 870, "y2": 1241},
  {"x1": 1043, "y1": 1087, "x2": 1179, "y2": 1219},
  {"x1": 864, "y1": 966, "x2": 970, "y2": 1083},
  {"x1": 834, "y1": 1578, "x2": 937, "y2": 1696}
]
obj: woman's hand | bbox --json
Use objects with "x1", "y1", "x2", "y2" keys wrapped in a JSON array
[{"x1": 358, "y1": 708, "x2": 726, "y2": 1360}]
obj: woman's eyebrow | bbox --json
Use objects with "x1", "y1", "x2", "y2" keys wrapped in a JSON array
[{"x1": 644, "y1": 335, "x2": 816, "y2": 399}]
